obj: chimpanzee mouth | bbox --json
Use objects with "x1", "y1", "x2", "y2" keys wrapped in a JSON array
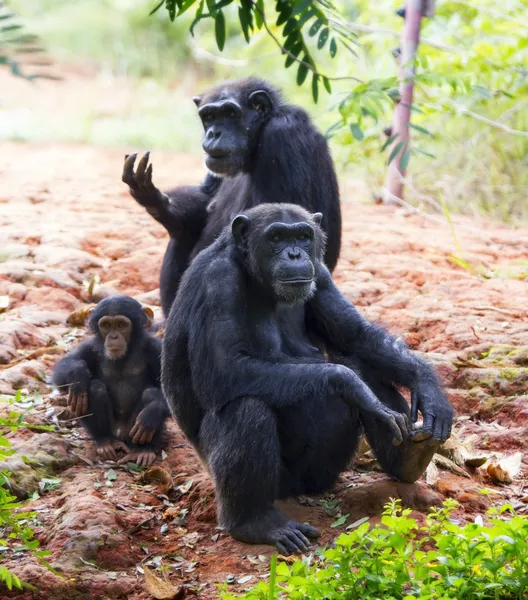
[
  {"x1": 278, "y1": 278, "x2": 313, "y2": 285},
  {"x1": 205, "y1": 153, "x2": 240, "y2": 176}
]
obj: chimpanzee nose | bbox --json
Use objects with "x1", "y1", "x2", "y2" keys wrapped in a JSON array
[
  {"x1": 206, "y1": 129, "x2": 222, "y2": 141},
  {"x1": 288, "y1": 248, "x2": 301, "y2": 260}
]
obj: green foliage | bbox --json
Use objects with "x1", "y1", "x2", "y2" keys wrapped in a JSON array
[
  {"x1": 0, "y1": 395, "x2": 54, "y2": 591},
  {"x1": 0, "y1": 3, "x2": 54, "y2": 81},
  {"x1": 220, "y1": 499, "x2": 528, "y2": 600},
  {"x1": 154, "y1": 0, "x2": 353, "y2": 102}
]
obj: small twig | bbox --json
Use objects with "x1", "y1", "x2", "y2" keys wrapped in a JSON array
[{"x1": 472, "y1": 306, "x2": 526, "y2": 319}]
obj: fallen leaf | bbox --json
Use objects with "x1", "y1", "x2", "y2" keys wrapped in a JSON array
[
  {"x1": 433, "y1": 454, "x2": 471, "y2": 478},
  {"x1": 67, "y1": 304, "x2": 96, "y2": 326},
  {"x1": 106, "y1": 468, "x2": 117, "y2": 481},
  {"x1": 425, "y1": 462, "x2": 439, "y2": 487},
  {"x1": 238, "y1": 575, "x2": 254, "y2": 584},
  {"x1": 143, "y1": 566, "x2": 184, "y2": 600},
  {"x1": 487, "y1": 453, "x2": 522, "y2": 484},
  {"x1": 139, "y1": 466, "x2": 174, "y2": 494}
]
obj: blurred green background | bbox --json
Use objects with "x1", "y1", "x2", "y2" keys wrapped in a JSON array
[{"x1": 1, "y1": 0, "x2": 527, "y2": 222}]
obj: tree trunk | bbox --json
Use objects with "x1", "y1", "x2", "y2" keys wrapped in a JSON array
[{"x1": 383, "y1": 0, "x2": 429, "y2": 204}]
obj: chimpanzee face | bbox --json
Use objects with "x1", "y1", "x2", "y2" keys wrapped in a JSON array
[
  {"x1": 98, "y1": 316, "x2": 132, "y2": 360},
  {"x1": 231, "y1": 207, "x2": 324, "y2": 305},
  {"x1": 194, "y1": 88, "x2": 273, "y2": 177}
]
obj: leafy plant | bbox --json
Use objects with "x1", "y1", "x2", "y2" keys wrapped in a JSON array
[
  {"x1": 0, "y1": 2, "x2": 54, "y2": 81},
  {"x1": 0, "y1": 397, "x2": 54, "y2": 591},
  {"x1": 221, "y1": 498, "x2": 528, "y2": 600}
]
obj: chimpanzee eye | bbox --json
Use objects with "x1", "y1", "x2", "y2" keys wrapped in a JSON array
[
  {"x1": 299, "y1": 234, "x2": 308, "y2": 241},
  {"x1": 118, "y1": 322, "x2": 126, "y2": 330},
  {"x1": 228, "y1": 109, "x2": 237, "y2": 118},
  {"x1": 271, "y1": 234, "x2": 281, "y2": 243}
]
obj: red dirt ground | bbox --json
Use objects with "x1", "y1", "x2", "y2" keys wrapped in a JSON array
[{"x1": 0, "y1": 116, "x2": 527, "y2": 598}]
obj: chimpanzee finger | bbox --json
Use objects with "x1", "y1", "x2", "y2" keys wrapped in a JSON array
[
  {"x1": 136, "y1": 152, "x2": 150, "y2": 184},
  {"x1": 276, "y1": 534, "x2": 299, "y2": 555},
  {"x1": 115, "y1": 441, "x2": 130, "y2": 454},
  {"x1": 144, "y1": 429, "x2": 154, "y2": 443},
  {"x1": 130, "y1": 422, "x2": 139, "y2": 438},
  {"x1": 139, "y1": 430, "x2": 150, "y2": 445},
  {"x1": 294, "y1": 522, "x2": 320, "y2": 540},
  {"x1": 432, "y1": 417, "x2": 444, "y2": 442},
  {"x1": 122, "y1": 153, "x2": 138, "y2": 186},
  {"x1": 288, "y1": 529, "x2": 310, "y2": 552},
  {"x1": 145, "y1": 163, "x2": 153, "y2": 185},
  {"x1": 423, "y1": 413, "x2": 435, "y2": 435},
  {"x1": 385, "y1": 414, "x2": 403, "y2": 446},
  {"x1": 410, "y1": 390, "x2": 419, "y2": 423},
  {"x1": 276, "y1": 542, "x2": 290, "y2": 556},
  {"x1": 118, "y1": 452, "x2": 135, "y2": 465},
  {"x1": 441, "y1": 418, "x2": 452, "y2": 444}
]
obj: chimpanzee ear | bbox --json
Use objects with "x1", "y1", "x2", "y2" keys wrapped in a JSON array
[
  {"x1": 192, "y1": 96, "x2": 202, "y2": 108},
  {"x1": 248, "y1": 90, "x2": 273, "y2": 115},
  {"x1": 231, "y1": 214, "x2": 251, "y2": 246},
  {"x1": 312, "y1": 212, "x2": 323, "y2": 225},
  {"x1": 143, "y1": 306, "x2": 154, "y2": 327}
]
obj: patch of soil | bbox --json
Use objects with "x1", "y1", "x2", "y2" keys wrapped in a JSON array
[{"x1": 0, "y1": 138, "x2": 527, "y2": 599}]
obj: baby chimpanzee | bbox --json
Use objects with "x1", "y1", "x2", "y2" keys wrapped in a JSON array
[{"x1": 53, "y1": 296, "x2": 169, "y2": 466}]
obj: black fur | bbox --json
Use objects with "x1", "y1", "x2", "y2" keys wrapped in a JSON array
[
  {"x1": 161, "y1": 204, "x2": 454, "y2": 554},
  {"x1": 53, "y1": 296, "x2": 170, "y2": 462},
  {"x1": 123, "y1": 77, "x2": 341, "y2": 317}
]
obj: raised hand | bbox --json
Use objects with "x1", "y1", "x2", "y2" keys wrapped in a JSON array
[{"x1": 122, "y1": 152, "x2": 169, "y2": 217}]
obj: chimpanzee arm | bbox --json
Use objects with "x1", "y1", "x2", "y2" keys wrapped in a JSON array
[
  {"x1": 52, "y1": 340, "x2": 98, "y2": 416},
  {"x1": 144, "y1": 335, "x2": 170, "y2": 418},
  {"x1": 190, "y1": 259, "x2": 408, "y2": 443},
  {"x1": 308, "y1": 266, "x2": 453, "y2": 440},
  {"x1": 122, "y1": 153, "x2": 218, "y2": 237}
]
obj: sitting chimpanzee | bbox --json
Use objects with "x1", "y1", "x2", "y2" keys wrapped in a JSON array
[
  {"x1": 161, "y1": 204, "x2": 454, "y2": 555},
  {"x1": 53, "y1": 296, "x2": 170, "y2": 467},
  {"x1": 122, "y1": 77, "x2": 341, "y2": 317}
]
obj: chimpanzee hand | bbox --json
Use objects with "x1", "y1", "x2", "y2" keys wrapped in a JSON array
[
  {"x1": 129, "y1": 404, "x2": 160, "y2": 445},
  {"x1": 122, "y1": 152, "x2": 169, "y2": 216},
  {"x1": 118, "y1": 449, "x2": 156, "y2": 468},
  {"x1": 96, "y1": 439, "x2": 130, "y2": 462},
  {"x1": 410, "y1": 381, "x2": 453, "y2": 443},
  {"x1": 67, "y1": 367, "x2": 91, "y2": 417}
]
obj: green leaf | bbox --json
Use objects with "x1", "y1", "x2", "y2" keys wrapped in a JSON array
[
  {"x1": 0, "y1": 24, "x2": 23, "y2": 33},
  {"x1": 312, "y1": 73, "x2": 319, "y2": 103},
  {"x1": 283, "y1": 18, "x2": 298, "y2": 38},
  {"x1": 308, "y1": 18, "x2": 323, "y2": 37},
  {"x1": 276, "y1": 5, "x2": 292, "y2": 26},
  {"x1": 323, "y1": 76, "x2": 332, "y2": 94},
  {"x1": 284, "y1": 42, "x2": 302, "y2": 68},
  {"x1": 409, "y1": 122, "x2": 432, "y2": 137},
  {"x1": 214, "y1": 10, "x2": 226, "y2": 51},
  {"x1": 317, "y1": 27, "x2": 329, "y2": 49},
  {"x1": 149, "y1": 0, "x2": 165, "y2": 16},
  {"x1": 296, "y1": 59, "x2": 309, "y2": 86},
  {"x1": 331, "y1": 514, "x2": 350, "y2": 528},
  {"x1": 106, "y1": 468, "x2": 117, "y2": 481},
  {"x1": 239, "y1": 6, "x2": 251, "y2": 43},
  {"x1": 178, "y1": 0, "x2": 198, "y2": 15},
  {"x1": 381, "y1": 133, "x2": 398, "y2": 152},
  {"x1": 388, "y1": 140, "x2": 406, "y2": 165},
  {"x1": 350, "y1": 123, "x2": 364, "y2": 141},
  {"x1": 254, "y1": 0, "x2": 264, "y2": 29},
  {"x1": 297, "y1": 7, "x2": 316, "y2": 27},
  {"x1": 400, "y1": 148, "x2": 411, "y2": 171},
  {"x1": 292, "y1": 0, "x2": 313, "y2": 16},
  {"x1": 329, "y1": 37, "x2": 337, "y2": 58}
]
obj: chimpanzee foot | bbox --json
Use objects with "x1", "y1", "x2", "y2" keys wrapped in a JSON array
[
  {"x1": 118, "y1": 449, "x2": 156, "y2": 467},
  {"x1": 392, "y1": 427, "x2": 442, "y2": 483},
  {"x1": 229, "y1": 507, "x2": 320, "y2": 555},
  {"x1": 96, "y1": 439, "x2": 130, "y2": 462},
  {"x1": 122, "y1": 152, "x2": 169, "y2": 217}
]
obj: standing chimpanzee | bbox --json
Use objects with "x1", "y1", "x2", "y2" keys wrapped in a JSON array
[
  {"x1": 53, "y1": 296, "x2": 170, "y2": 467},
  {"x1": 161, "y1": 204, "x2": 454, "y2": 555},
  {"x1": 122, "y1": 77, "x2": 341, "y2": 317}
]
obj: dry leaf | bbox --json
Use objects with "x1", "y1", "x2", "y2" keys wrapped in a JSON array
[
  {"x1": 433, "y1": 454, "x2": 471, "y2": 478},
  {"x1": 486, "y1": 453, "x2": 522, "y2": 484},
  {"x1": 139, "y1": 466, "x2": 174, "y2": 494},
  {"x1": 67, "y1": 305, "x2": 96, "y2": 326},
  {"x1": 143, "y1": 566, "x2": 184, "y2": 600},
  {"x1": 438, "y1": 436, "x2": 488, "y2": 468},
  {"x1": 425, "y1": 462, "x2": 439, "y2": 487}
]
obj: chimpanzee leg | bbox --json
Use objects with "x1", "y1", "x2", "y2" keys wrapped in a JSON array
[
  {"x1": 359, "y1": 376, "x2": 440, "y2": 483},
  {"x1": 118, "y1": 387, "x2": 168, "y2": 467},
  {"x1": 199, "y1": 397, "x2": 319, "y2": 555},
  {"x1": 83, "y1": 379, "x2": 114, "y2": 442},
  {"x1": 298, "y1": 396, "x2": 361, "y2": 495}
]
